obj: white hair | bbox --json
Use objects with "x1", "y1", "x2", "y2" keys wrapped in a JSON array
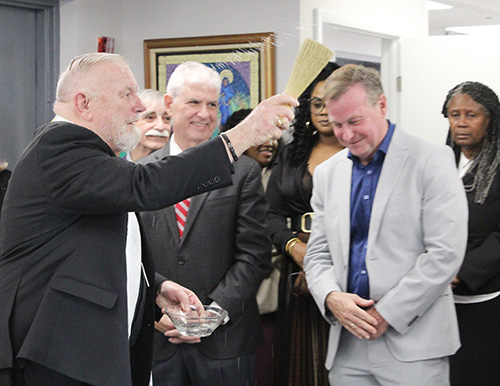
[
  {"x1": 137, "y1": 88, "x2": 165, "y2": 108},
  {"x1": 166, "y1": 61, "x2": 221, "y2": 99},
  {"x1": 55, "y1": 53, "x2": 130, "y2": 102}
]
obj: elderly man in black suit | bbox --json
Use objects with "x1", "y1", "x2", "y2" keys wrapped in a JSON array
[
  {"x1": 0, "y1": 53, "x2": 296, "y2": 386},
  {"x1": 139, "y1": 61, "x2": 270, "y2": 386}
]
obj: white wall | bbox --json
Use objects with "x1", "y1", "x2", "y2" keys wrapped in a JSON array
[
  {"x1": 60, "y1": 0, "x2": 123, "y2": 70},
  {"x1": 66, "y1": 0, "x2": 496, "y2": 149},
  {"x1": 59, "y1": 0, "x2": 430, "y2": 93},
  {"x1": 323, "y1": 28, "x2": 383, "y2": 61},
  {"x1": 400, "y1": 34, "x2": 500, "y2": 144},
  {"x1": 60, "y1": 0, "x2": 300, "y2": 92},
  {"x1": 300, "y1": 0, "x2": 428, "y2": 42},
  {"x1": 311, "y1": 0, "x2": 428, "y2": 131}
]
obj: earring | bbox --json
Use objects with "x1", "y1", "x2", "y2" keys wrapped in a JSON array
[{"x1": 306, "y1": 121, "x2": 317, "y2": 135}]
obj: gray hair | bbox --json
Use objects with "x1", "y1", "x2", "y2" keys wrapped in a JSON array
[
  {"x1": 324, "y1": 64, "x2": 383, "y2": 106},
  {"x1": 56, "y1": 53, "x2": 130, "y2": 102},
  {"x1": 442, "y1": 81, "x2": 500, "y2": 204},
  {"x1": 137, "y1": 88, "x2": 165, "y2": 108},
  {"x1": 166, "y1": 61, "x2": 221, "y2": 99}
]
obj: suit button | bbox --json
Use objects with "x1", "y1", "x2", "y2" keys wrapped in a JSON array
[
  {"x1": 203, "y1": 181, "x2": 209, "y2": 187},
  {"x1": 196, "y1": 184, "x2": 202, "y2": 190},
  {"x1": 209, "y1": 178, "x2": 215, "y2": 185},
  {"x1": 214, "y1": 176, "x2": 221, "y2": 183},
  {"x1": 178, "y1": 260, "x2": 185, "y2": 265}
]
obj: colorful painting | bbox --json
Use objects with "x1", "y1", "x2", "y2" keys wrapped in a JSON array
[{"x1": 144, "y1": 33, "x2": 275, "y2": 127}]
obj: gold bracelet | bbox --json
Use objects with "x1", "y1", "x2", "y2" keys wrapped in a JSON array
[{"x1": 285, "y1": 237, "x2": 300, "y2": 256}]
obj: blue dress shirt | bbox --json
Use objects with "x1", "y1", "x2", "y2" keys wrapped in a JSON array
[{"x1": 347, "y1": 122, "x2": 395, "y2": 299}]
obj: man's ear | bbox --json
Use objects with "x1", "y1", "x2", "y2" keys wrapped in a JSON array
[
  {"x1": 74, "y1": 92, "x2": 93, "y2": 120},
  {"x1": 378, "y1": 94, "x2": 388, "y2": 116},
  {"x1": 164, "y1": 94, "x2": 174, "y2": 116}
]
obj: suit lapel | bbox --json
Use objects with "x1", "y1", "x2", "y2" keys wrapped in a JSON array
[
  {"x1": 157, "y1": 141, "x2": 209, "y2": 244},
  {"x1": 462, "y1": 168, "x2": 474, "y2": 186},
  {"x1": 164, "y1": 207, "x2": 180, "y2": 244},
  {"x1": 337, "y1": 157, "x2": 353, "y2": 266},
  {"x1": 367, "y1": 128, "x2": 409, "y2": 250},
  {"x1": 152, "y1": 142, "x2": 171, "y2": 161},
  {"x1": 155, "y1": 143, "x2": 188, "y2": 245},
  {"x1": 179, "y1": 191, "x2": 209, "y2": 243}
]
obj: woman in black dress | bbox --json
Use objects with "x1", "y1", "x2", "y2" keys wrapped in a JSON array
[
  {"x1": 442, "y1": 81, "x2": 500, "y2": 386},
  {"x1": 266, "y1": 62, "x2": 343, "y2": 386}
]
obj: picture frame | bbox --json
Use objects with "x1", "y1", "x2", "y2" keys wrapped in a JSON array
[{"x1": 144, "y1": 32, "x2": 276, "y2": 127}]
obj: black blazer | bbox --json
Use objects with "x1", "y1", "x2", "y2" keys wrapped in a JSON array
[
  {"x1": 0, "y1": 122, "x2": 233, "y2": 386},
  {"x1": 0, "y1": 168, "x2": 11, "y2": 226},
  {"x1": 454, "y1": 150, "x2": 500, "y2": 296},
  {"x1": 139, "y1": 144, "x2": 271, "y2": 361}
]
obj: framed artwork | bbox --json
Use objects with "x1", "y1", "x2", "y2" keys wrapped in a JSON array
[{"x1": 144, "y1": 32, "x2": 275, "y2": 127}]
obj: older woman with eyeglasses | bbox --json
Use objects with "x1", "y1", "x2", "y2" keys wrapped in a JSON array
[{"x1": 266, "y1": 62, "x2": 343, "y2": 386}]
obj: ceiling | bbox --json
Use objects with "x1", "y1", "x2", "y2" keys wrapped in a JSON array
[{"x1": 429, "y1": 0, "x2": 500, "y2": 35}]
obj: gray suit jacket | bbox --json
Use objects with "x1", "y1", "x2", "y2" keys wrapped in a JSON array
[
  {"x1": 139, "y1": 143, "x2": 271, "y2": 361},
  {"x1": 304, "y1": 127, "x2": 468, "y2": 368}
]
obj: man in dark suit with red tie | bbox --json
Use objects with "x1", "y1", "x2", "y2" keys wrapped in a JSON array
[{"x1": 139, "y1": 61, "x2": 271, "y2": 386}]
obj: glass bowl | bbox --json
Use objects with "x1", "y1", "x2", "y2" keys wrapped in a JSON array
[{"x1": 163, "y1": 304, "x2": 228, "y2": 337}]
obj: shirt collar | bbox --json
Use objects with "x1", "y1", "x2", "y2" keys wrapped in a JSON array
[
  {"x1": 52, "y1": 115, "x2": 73, "y2": 124},
  {"x1": 170, "y1": 134, "x2": 183, "y2": 156},
  {"x1": 458, "y1": 151, "x2": 473, "y2": 178},
  {"x1": 377, "y1": 120, "x2": 395, "y2": 155},
  {"x1": 348, "y1": 120, "x2": 395, "y2": 163}
]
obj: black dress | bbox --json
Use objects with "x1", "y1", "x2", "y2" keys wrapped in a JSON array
[
  {"x1": 0, "y1": 168, "x2": 11, "y2": 223},
  {"x1": 266, "y1": 144, "x2": 329, "y2": 386},
  {"x1": 450, "y1": 151, "x2": 500, "y2": 386}
]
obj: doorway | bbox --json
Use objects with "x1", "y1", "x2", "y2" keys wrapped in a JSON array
[{"x1": 0, "y1": 0, "x2": 59, "y2": 168}]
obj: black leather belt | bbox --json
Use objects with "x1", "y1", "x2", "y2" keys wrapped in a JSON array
[{"x1": 289, "y1": 212, "x2": 314, "y2": 233}]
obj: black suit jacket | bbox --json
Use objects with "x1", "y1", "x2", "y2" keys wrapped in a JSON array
[
  {"x1": 0, "y1": 122, "x2": 233, "y2": 386},
  {"x1": 453, "y1": 149, "x2": 500, "y2": 295},
  {"x1": 139, "y1": 144, "x2": 271, "y2": 361}
]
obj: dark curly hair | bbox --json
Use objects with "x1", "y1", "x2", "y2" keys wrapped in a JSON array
[
  {"x1": 219, "y1": 108, "x2": 252, "y2": 132},
  {"x1": 287, "y1": 62, "x2": 341, "y2": 166},
  {"x1": 442, "y1": 81, "x2": 500, "y2": 204}
]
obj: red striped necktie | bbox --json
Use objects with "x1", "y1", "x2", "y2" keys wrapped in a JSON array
[{"x1": 175, "y1": 198, "x2": 191, "y2": 238}]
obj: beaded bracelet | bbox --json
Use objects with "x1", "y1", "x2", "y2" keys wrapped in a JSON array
[{"x1": 220, "y1": 133, "x2": 239, "y2": 161}]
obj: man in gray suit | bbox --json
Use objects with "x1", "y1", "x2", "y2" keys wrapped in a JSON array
[
  {"x1": 139, "y1": 62, "x2": 270, "y2": 386},
  {"x1": 304, "y1": 64, "x2": 468, "y2": 385}
]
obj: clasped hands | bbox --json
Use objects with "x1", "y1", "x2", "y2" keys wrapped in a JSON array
[{"x1": 326, "y1": 291, "x2": 389, "y2": 340}]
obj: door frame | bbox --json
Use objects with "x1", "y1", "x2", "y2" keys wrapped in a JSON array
[
  {"x1": 2, "y1": 0, "x2": 59, "y2": 125},
  {"x1": 313, "y1": 8, "x2": 401, "y2": 125}
]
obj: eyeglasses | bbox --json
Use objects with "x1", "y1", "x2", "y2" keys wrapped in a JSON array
[{"x1": 308, "y1": 97, "x2": 326, "y2": 115}]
